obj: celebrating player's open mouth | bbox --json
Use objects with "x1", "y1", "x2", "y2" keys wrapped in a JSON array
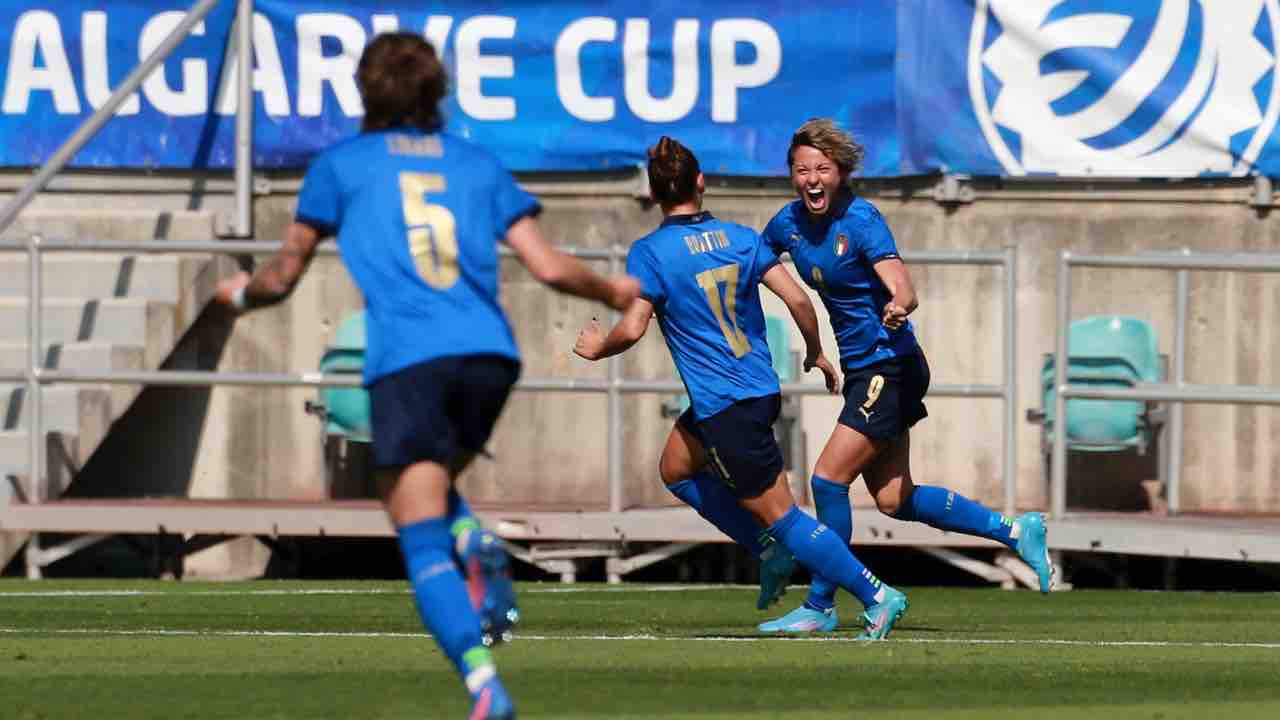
[{"x1": 790, "y1": 144, "x2": 842, "y2": 217}]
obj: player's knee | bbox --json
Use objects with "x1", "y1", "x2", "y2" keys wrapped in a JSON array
[
  {"x1": 874, "y1": 493, "x2": 903, "y2": 517},
  {"x1": 872, "y1": 480, "x2": 912, "y2": 517},
  {"x1": 658, "y1": 455, "x2": 682, "y2": 487}
]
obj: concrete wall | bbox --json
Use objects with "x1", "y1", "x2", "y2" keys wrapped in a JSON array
[
  {"x1": 204, "y1": 182, "x2": 1280, "y2": 521},
  {"x1": 4, "y1": 173, "x2": 1279, "y2": 576}
]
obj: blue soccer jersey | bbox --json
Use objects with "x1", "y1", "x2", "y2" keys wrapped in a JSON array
[
  {"x1": 627, "y1": 212, "x2": 781, "y2": 421},
  {"x1": 762, "y1": 196, "x2": 918, "y2": 370},
  {"x1": 295, "y1": 128, "x2": 540, "y2": 384}
]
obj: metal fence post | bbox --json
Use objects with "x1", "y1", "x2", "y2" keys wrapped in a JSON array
[
  {"x1": 234, "y1": 0, "x2": 254, "y2": 237},
  {"x1": 1003, "y1": 245, "x2": 1018, "y2": 516},
  {"x1": 1051, "y1": 250, "x2": 1071, "y2": 518},
  {"x1": 1168, "y1": 249, "x2": 1190, "y2": 515},
  {"x1": 607, "y1": 245, "x2": 623, "y2": 516},
  {"x1": 24, "y1": 234, "x2": 44, "y2": 579}
]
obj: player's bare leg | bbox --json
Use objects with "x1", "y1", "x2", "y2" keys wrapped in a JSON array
[
  {"x1": 659, "y1": 423, "x2": 795, "y2": 610},
  {"x1": 380, "y1": 461, "x2": 514, "y2": 718},
  {"x1": 741, "y1": 474, "x2": 907, "y2": 639},
  {"x1": 760, "y1": 423, "x2": 882, "y2": 633}
]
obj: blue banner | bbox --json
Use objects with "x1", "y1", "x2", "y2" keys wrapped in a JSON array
[
  {"x1": 898, "y1": 0, "x2": 1280, "y2": 177},
  {"x1": 0, "y1": 0, "x2": 898, "y2": 175},
  {"x1": 2, "y1": 1, "x2": 1277, "y2": 177}
]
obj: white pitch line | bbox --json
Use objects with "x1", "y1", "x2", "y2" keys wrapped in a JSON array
[
  {"x1": 0, "y1": 589, "x2": 406, "y2": 598},
  {"x1": 2, "y1": 627, "x2": 1278, "y2": 649},
  {"x1": 0, "y1": 585, "x2": 740, "y2": 599}
]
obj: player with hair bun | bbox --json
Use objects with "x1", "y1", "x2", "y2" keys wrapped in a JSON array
[{"x1": 576, "y1": 136, "x2": 910, "y2": 641}]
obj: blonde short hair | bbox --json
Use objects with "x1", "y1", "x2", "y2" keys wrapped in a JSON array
[{"x1": 787, "y1": 118, "x2": 865, "y2": 178}]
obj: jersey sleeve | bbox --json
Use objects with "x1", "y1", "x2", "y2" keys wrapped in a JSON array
[
  {"x1": 749, "y1": 229, "x2": 781, "y2": 285},
  {"x1": 625, "y1": 242, "x2": 665, "y2": 307},
  {"x1": 295, "y1": 153, "x2": 341, "y2": 236},
  {"x1": 492, "y1": 165, "x2": 541, "y2": 238},
  {"x1": 854, "y1": 205, "x2": 901, "y2": 264},
  {"x1": 760, "y1": 212, "x2": 790, "y2": 260}
]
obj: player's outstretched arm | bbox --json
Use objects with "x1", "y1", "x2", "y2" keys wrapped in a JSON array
[
  {"x1": 573, "y1": 297, "x2": 653, "y2": 361},
  {"x1": 873, "y1": 258, "x2": 918, "y2": 331},
  {"x1": 215, "y1": 222, "x2": 323, "y2": 313},
  {"x1": 762, "y1": 264, "x2": 839, "y2": 394},
  {"x1": 506, "y1": 216, "x2": 639, "y2": 311}
]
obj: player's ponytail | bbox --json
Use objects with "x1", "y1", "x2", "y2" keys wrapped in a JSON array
[
  {"x1": 647, "y1": 136, "x2": 701, "y2": 208},
  {"x1": 358, "y1": 33, "x2": 448, "y2": 133}
]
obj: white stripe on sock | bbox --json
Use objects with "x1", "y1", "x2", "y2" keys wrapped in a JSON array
[{"x1": 465, "y1": 665, "x2": 496, "y2": 693}]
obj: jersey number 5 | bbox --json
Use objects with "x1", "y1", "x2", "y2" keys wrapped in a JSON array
[
  {"x1": 696, "y1": 263, "x2": 751, "y2": 358},
  {"x1": 399, "y1": 172, "x2": 459, "y2": 290}
]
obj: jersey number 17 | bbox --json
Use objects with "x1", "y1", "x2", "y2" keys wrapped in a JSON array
[{"x1": 696, "y1": 263, "x2": 751, "y2": 358}]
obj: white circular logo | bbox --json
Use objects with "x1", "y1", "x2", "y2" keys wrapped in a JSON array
[{"x1": 968, "y1": 0, "x2": 1280, "y2": 176}]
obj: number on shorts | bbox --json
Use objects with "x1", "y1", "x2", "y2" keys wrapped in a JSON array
[
  {"x1": 862, "y1": 374, "x2": 885, "y2": 412},
  {"x1": 399, "y1": 172, "x2": 459, "y2": 289},
  {"x1": 696, "y1": 263, "x2": 751, "y2": 358}
]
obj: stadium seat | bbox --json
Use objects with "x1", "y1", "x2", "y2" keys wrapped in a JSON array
[
  {"x1": 305, "y1": 311, "x2": 374, "y2": 498},
  {"x1": 316, "y1": 311, "x2": 371, "y2": 442},
  {"x1": 1028, "y1": 315, "x2": 1168, "y2": 472},
  {"x1": 765, "y1": 315, "x2": 795, "y2": 383}
]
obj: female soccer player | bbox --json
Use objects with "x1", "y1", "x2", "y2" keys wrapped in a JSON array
[
  {"x1": 575, "y1": 136, "x2": 909, "y2": 641},
  {"x1": 757, "y1": 118, "x2": 1052, "y2": 634},
  {"x1": 214, "y1": 32, "x2": 639, "y2": 720}
]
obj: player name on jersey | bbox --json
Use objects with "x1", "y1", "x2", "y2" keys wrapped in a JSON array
[{"x1": 684, "y1": 230, "x2": 730, "y2": 255}]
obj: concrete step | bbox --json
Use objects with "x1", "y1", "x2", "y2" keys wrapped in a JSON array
[
  {"x1": 0, "y1": 297, "x2": 175, "y2": 358},
  {"x1": 0, "y1": 254, "x2": 181, "y2": 303},
  {"x1": 0, "y1": 430, "x2": 83, "y2": 499},
  {"x1": 0, "y1": 341, "x2": 146, "y2": 373},
  {"x1": 0, "y1": 384, "x2": 92, "y2": 432}
]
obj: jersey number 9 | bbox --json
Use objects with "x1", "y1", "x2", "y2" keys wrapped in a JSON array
[
  {"x1": 399, "y1": 172, "x2": 459, "y2": 290},
  {"x1": 696, "y1": 263, "x2": 751, "y2": 358}
]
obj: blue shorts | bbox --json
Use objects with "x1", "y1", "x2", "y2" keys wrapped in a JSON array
[
  {"x1": 678, "y1": 393, "x2": 784, "y2": 499},
  {"x1": 369, "y1": 354, "x2": 520, "y2": 469},
  {"x1": 838, "y1": 351, "x2": 930, "y2": 441}
]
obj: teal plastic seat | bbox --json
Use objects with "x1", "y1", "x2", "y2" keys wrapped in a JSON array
[
  {"x1": 1037, "y1": 315, "x2": 1162, "y2": 453},
  {"x1": 318, "y1": 311, "x2": 371, "y2": 442},
  {"x1": 765, "y1": 315, "x2": 794, "y2": 383}
]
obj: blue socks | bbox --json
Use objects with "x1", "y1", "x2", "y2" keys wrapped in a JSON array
[
  {"x1": 893, "y1": 485, "x2": 1016, "y2": 548},
  {"x1": 803, "y1": 475, "x2": 851, "y2": 612},
  {"x1": 397, "y1": 516, "x2": 499, "y2": 701},
  {"x1": 444, "y1": 489, "x2": 481, "y2": 556},
  {"x1": 668, "y1": 471, "x2": 767, "y2": 556},
  {"x1": 768, "y1": 505, "x2": 885, "y2": 608}
]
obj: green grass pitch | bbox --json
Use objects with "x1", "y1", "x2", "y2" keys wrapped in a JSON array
[{"x1": 2, "y1": 580, "x2": 1278, "y2": 719}]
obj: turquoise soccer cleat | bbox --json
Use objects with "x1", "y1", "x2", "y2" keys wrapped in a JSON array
[
  {"x1": 756, "y1": 541, "x2": 795, "y2": 610},
  {"x1": 1014, "y1": 512, "x2": 1054, "y2": 593},
  {"x1": 460, "y1": 529, "x2": 520, "y2": 647},
  {"x1": 469, "y1": 678, "x2": 515, "y2": 720},
  {"x1": 757, "y1": 605, "x2": 838, "y2": 634},
  {"x1": 855, "y1": 586, "x2": 908, "y2": 641}
]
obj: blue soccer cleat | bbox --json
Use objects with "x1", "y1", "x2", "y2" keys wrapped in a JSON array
[
  {"x1": 855, "y1": 586, "x2": 908, "y2": 641},
  {"x1": 469, "y1": 677, "x2": 515, "y2": 720},
  {"x1": 757, "y1": 605, "x2": 838, "y2": 634},
  {"x1": 1014, "y1": 512, "x2": 1054, "y2": 593},
  {"x1": 459, "y1": 529, "x2": 520, "y2": 647},
  {"x1": 756, "y1": 541, "x2": 795, "y2": 610}
]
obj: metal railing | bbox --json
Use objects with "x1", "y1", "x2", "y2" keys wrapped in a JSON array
[
  {"x1": 1050, "y1": 250, "x2": 1280, "y2": 518},
  {"x1": 1, "y1": 239, "x2": 1019, "y2": 517}
]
